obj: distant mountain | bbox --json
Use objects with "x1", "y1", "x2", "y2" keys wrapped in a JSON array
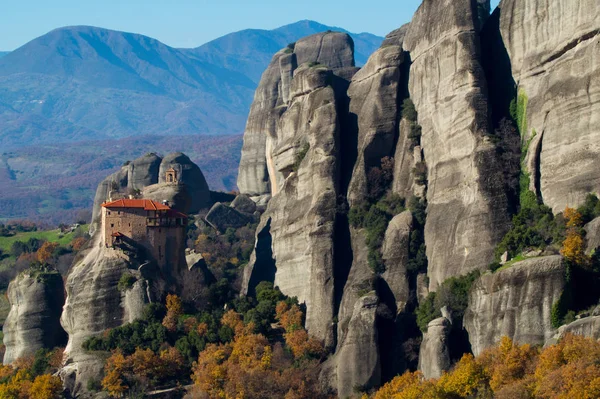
[
  {"x1": 0, "y1": 22, "x2": 382, "y2": 150},
  {"x1": 186, "y1": 20, "x2": 383, "y2": 83},
  {"x1": 0, "y1": 52, "x2": 8, "y2": 59}
]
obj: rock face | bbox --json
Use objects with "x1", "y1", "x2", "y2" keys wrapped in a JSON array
[
  {"x1": 585, "y1": 216, "x2": 600, "y2": 254},
  {"x1": 464, "y1": 256, "x2": 565, "y2": 356},
  {"x1": 498, "y1": 0, "x2": 600, "y2": 212},
  {"x1": 346, "y1": 44, "x2": 405, "y2": 206},
  {"x1": 241, "y1": 33, "x2": 357, "y2": 347},
  {"x1": 554, "y1": 314, "x2": 600, "y2": 342},
  {"x1": 91, "y1": 152, "x2": 211, "y2": 230},
  {"x1": 3, "y1": 271, "x2": 67, "y2": 365},
  {"x1": 418, "y1": 317, "x2": 451, "y2": 379},
  {"x1": 60, "y1": 239, "x2": 150, "y2": 395},
  {"x1": 322, "y1": 294, "x2": 381, "y2": 398},
  {"x1": 158, "y1": 153, "x2": 210, "y2": 213},
  {"x1": 205, "y1": 202, "x2": 250, "y2": 232},
  {"x1": 403, "y1": 0, "x2": 509, "y2": 290},
  {"x1": 231, "y1": 194, "x2": 257, "y2": 214},
  {"x1": 237, "y1": 31, "x2": 357, "y2": 203},
  {"x1": 381, "y1": 211, "x2": 412, "y2": 313}
]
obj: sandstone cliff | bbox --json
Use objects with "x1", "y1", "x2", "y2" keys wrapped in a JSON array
[
  {"x1": 464, "y1": 256, "x2": 565, "y2": 356},
  {"x1": 498, "y1": 0, "x2": 600, "y2": 212},
  {"x1": 3, "y1": 271, "x2": 66, "y2": 364},
  {"x1": 403, "y1": 0, "x2": 509, "y2": 291}
]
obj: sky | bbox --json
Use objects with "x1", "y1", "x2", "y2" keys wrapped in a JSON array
[{"x1": 0, "y1": 0, "x2": 502, "y2": 51}]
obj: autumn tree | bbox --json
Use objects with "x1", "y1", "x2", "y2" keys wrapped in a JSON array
[
  {"x1": 561, "y1": 207, "x2": 588, "y2": 265},
  {"x1": 162, "y1": 294, "x2": 183, "y2": 332},
  {"x1": 36, "y1": 242, "x2": 59, "y2": 265},
  {"x1": 29, "y1": 374, "x2": 63, "y2": 399}
]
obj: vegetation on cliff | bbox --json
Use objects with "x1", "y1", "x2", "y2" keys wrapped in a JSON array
[{"x1": 370, "y1": 334, "x2": 600, "y2": 399}]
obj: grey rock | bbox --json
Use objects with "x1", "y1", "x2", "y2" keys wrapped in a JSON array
[
  {"x1": 585, "y1": 217, "x2": 600, "y2": 254},
  {"x1": 322, "y1": 294, "x2": 381, "y2": 398},
  {"x1": 158, "y1": 152, "x2": 211, "y2": 213},
  {"x1": 243, "y1": 63, "x2": 345, "y2": 347},
  {"x1": 231, "y1": 194, "x2": 257, "y2": 215},
  {"x1": 392, "y1": 119, "x2": 418, "y2": 199},
  {"x1": 464, "y1": 255, "x2": 565, "y2": 356},
  {"x1": 498, "y1": 0, "x2": 600, "y2": 212},
  {"x1": 3, "y1": 271, "x2": 66, "y2": 364},
  {"x1": 418, "y1": 317, "x2": 451, "y2": 379},
  {"x1": 186, "y1": 251, "x2": 205, "y2": 271},
  {"x1": 205, "y1": 202, "x2": 250, "y2": 232},
  {"x1": 237, "y1": 32, "x2": 356, "y2": 202},
  {"x1": 416, "y1": 273, "x2": 429, "y2": 304},
  {"x1": 142, "y1": 183, "x2": 191, "y2": 213},
  {"x1": 294, "y1": 31, "x2": 355, "y2": 71},
  {"x1": 555, "y1": 315, "x2": 600, "y2": 342},
  {"x1": 346, "y1": 45, "x2": 405, "y2": 206},
  {"x1": 127, "y1": 153, "x2": 162, "y2": 191},
  {"x1": 381, "y1": 24, "x2": 409, "y2": 47},
  {"x1": 404, "y1": 0, "x2": 509, "y2": 290},
  {"x1": 381, "y1": 211, "x2": 412, "y2": 313},
  {"x1": 60, "y1": 241, "x2": 149, "y2": 395}
]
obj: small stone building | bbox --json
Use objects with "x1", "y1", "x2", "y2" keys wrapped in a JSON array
[{"x1": 101, "y1": 198, "x2": 187, "y2": 267}]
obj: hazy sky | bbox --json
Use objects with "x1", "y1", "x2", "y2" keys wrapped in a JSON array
[{"x1": 0, "y1": 0, "x2": 502, "y2": 51}]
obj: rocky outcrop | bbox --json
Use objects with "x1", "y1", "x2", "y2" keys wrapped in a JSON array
[
  {"x1": 403, "y1": 0, "x2": 509, "y2": 290},
  {"x1": 464, "y1": 256, "x2": 565, "y2": 356},
  {"x1": 205, "y1": 202, "x2": 251, "y2": 232},
  {"x1": 241, "y1": 34, "x2": 357, "y2": 348},
  {"x1": 498, "y1": 0, "x2": 600, "y2": 212},
  {"x1": 3, "y1": 271, "x2": 66, "y2": 364},
  {"x1": 321, "y1": 294, "x2": 381, "y2": 398},
  {"x1": 158, "y1": 153, "x2": 210, "y2": 213},
  {"x1": 381, "y1": 24, "x2": 409, "y2": 47},
  {"x1": 418, "y1": 316, "x2": 451, "y2": 379},
  {"x1": 237, "y1": 32, "x2": 357, "y2": 203},
  {"x1": 381, "y1": 211, "x2": 412, "y2": 313},
  {"x1": 91, "y1": 152, "x2": 211, "y2": 231},
  {"x1": 554, "y1": 312, "x2": 600, "y2": 342},
  {"x1": 60, "y1": 239, "x2": 149, "y2": 395},
  {"x1": 346, "y1": 44, "x2": 405, "y2": 206},
  {"x1": 231, "y1": 194, "x2": 257, "y2": 214},
  {"x1": 585, "y1": 217, "x2": 600, "y2": 254},
  {"x1": 142, "y1": 183, "x2": 191, "y2": 213}
]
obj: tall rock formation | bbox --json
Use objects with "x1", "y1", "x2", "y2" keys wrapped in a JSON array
[
  {"x1": 464, "y1": 256, "x2": 565, "y2": 356},
  {"x1": 3, "y1": 271, "x2": 67, "y2": 364},
  {"x1": 418, "y1": 316, "x2": 452, "y2": 379},
  {"x1": 241, "y1": 32, "x2": 357, "y2": 347},
  {"x1": 403, "y1": 0, "x2": 509, "y2": 290},
  {"x1": 237, "y1": 31, "x2": 357, "y2": 205},
  {"x1": 498, "y1": 0, "x2": 600, "y2": 212}
]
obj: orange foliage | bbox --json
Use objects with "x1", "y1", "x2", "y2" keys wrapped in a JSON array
[
  {"x1": 70, "y1": 237, "x2": 88, "y2": 252},
  {"x1": 36, "y1": 242, "x2": 59, "y2": 265},
  {"x1": 561, "y1": 207, "x2": 588, "y2": 265},
  {"x1": 372, "y1": 334, "x2": 600, "y2": 399},
  {"x1": 275, "y1": 302, "x2": 323, "y2": 359}
]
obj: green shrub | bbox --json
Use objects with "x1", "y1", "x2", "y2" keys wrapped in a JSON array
[
  {"x1": 578, "y1": 194, "x2": 600, "y2": 224},
  {"x1": 292, "y1": 142, "x2": 310, "y2": 172},
  {"x1": 402, "y1": 98, "x2": 417, "y2": 122},
  {"x1": 349, "y1": 193, "x2": 406, "y2": 273},
  {"x1": 415, "y1": 271, "x2": 480, "y2": 332},
  {"x1": 117, "y1": 272, "x2": 136, "y2": 291},
  {"x1": 509, "y1": 90, "x2": 528, "y2": 136},
  {"x1": 416, "y1": 293, "x2": 440, "y2": 332},
  {"x1": 413, "y1": 161, "x2": 427, "y2": 186}
]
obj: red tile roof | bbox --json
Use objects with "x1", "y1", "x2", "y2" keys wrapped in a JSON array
[
  {"x1": 111, "y1": 232, "x2": 124, "y2": 237},
  {"x1": 102, "y1": 198, "x2": 171, "y2": 211}
]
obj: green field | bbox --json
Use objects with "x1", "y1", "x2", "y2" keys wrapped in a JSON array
[{"x1": 0, "y1": 224, "x2": 89, "y2": 253}]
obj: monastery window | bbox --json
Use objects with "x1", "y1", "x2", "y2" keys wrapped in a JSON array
[
  {"x1": 111, "y1": 224, "x2": 114, "y2": 228},
  {"x1": 108, "y1": 211, "x2": 111, "y2": 215},
  {"x1": 118, "y1": 211, "x2": 121, "y2": 215}
]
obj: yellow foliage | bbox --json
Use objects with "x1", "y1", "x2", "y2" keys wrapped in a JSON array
[
  {"x1": 162, "y1": 294, "x2": 183, "y2": 332},
  {"x1": 29, "y1": 375, "x2": 63, "y2": 399},
  {"x1": 36, "y1": 242, "x2": 59, "y2": 264}
]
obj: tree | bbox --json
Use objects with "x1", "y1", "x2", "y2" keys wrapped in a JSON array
[
  {"x1": 162, "y1": 294, "x2": 183, "y2": 332},
  {"x1": 561, "y1": 207, "x2": 588, "y2": 266},
  {"x1": 102, "y1": 351, "x2": 128, "y2": 397},
  {"x1": 37, "y1": 242, "x2": 59, "y2": 265},
  {"x1": 29, "y1": 375, "x2": 63, "y2": 399}
]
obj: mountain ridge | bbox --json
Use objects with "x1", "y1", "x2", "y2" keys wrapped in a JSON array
[{"x1": 0, "y1": 21, "x2": 382, "y2": 150}]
